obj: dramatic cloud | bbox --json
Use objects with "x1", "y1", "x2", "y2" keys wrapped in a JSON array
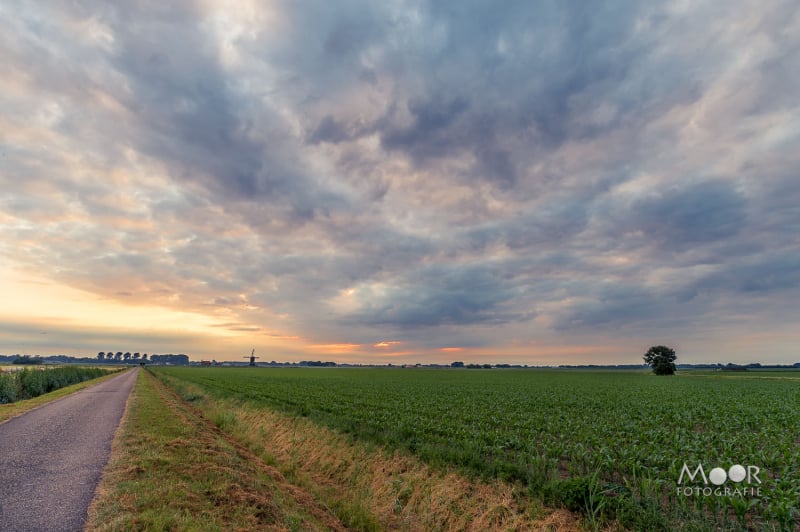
[{"x1": 1, "y1": 0, "x2": 798, "y2": 363}]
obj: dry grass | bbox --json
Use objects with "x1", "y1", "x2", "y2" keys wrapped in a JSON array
[
  {"x1": 87, "y1": 369, "x2": 345, "y2": 531},
  {"x1": 159, "y1": 375, "x2": 583, "y2": 531}
]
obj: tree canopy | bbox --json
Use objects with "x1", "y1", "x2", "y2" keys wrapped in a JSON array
[{"x1": 644, "y1": 345, "x2": 677, "y2": 375}]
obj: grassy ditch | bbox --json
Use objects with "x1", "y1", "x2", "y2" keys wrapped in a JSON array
[
  {"x1": 87, "y1": 369, "x2": 345, "y2": 531},
  {"x1": 152, "y1": 370, "x2": 579, "y2": 531}
]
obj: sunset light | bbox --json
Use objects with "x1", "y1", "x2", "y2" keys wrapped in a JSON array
[{"x1": 1, "y1": 1, "x2": 798, "y2": 364}]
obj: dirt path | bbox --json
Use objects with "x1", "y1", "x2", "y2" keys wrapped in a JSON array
[{"x1": 0, "y1": 368, "x2": 137, "y2": 531}]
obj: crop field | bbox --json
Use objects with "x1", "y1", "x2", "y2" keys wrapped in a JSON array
[
  {"x1": 0, "y1": 365, "x2": 114, "y2": 404},
  {"x1": 153, "y1": 367, "x2": 800, "y2": 530}
]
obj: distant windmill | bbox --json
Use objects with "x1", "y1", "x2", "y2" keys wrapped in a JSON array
[{"x1": 243, "y1": 348, "x2": 260, "y2": 367}]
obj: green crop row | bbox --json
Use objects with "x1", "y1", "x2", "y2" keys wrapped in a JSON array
[
  {"x1": 0, "y1": 366, "x2": 111, "y2": 404},
  {"x1": 153, "y1": 367, "x2": 800, "y2": 530}
]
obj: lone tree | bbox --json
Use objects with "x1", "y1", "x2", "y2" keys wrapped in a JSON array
[{"x1": 644, "y1": 345, "x2": 677, "y2": 375}]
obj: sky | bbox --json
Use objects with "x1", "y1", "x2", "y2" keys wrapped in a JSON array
[{"x1": 1, "y1": 1, "x2": 798, "y2": 365}]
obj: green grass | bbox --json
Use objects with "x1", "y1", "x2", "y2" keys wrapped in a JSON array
[
  {"x1": 88, "y1": 369, "x2": 343, "y2": 531},
  {"x1": 152, "y1": 367, "x2": 800, "y2": 530}
]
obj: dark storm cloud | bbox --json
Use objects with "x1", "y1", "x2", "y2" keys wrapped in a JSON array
[
  {"x1": 351, "y1": 264, "x2": 526, "y2": 329},
  {"x1": 297, "y1": 1, "x2": 663, "y2": 189},
  {"x1": 554, "y1": 284, "x2": 661, "y2": 330},
  {"x1": 633, "y1": 181, "x2": 746, "y2": 246},
  {"x1": 105, "y1": 5, "x2": 246, "y2": 159},
  {"x1": 464, "y1": 199, "x2": 591, "y2": 253},
  {"x1": 695, "y1": 251, "x2": 800, "y2": 295},
  {"x1": 364, "y1": 1, "x2": 694, "y2": 188},
  {"x1": 308, "y1": 115, "x2": 355, "y2": 145},
  {"x1": 67, "y1": 1, "x2": 352, "y2": 222},
  {"x1": 599, "y1": 180, "x2": 749, "y2": 253},
  {"x1": 381, "y1": 96, "x2": 470, "y2": 156}
]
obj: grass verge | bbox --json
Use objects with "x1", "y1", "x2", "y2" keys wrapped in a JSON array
[
  {"x1": 87, "y1": 369, "x2": 345, "y2": 531},
  {"x1": 154, "y1": 371, "x2": 582, "y2": 531},
  {"x1": 0, "y1": 368, "x2": 126, "y2": 424}
]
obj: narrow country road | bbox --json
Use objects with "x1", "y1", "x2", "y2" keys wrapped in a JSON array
[{"x1": 0, "y1": 368, "x2": 138, "y2": 532}]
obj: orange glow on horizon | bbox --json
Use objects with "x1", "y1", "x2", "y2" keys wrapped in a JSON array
[
  {"x1": 0, "y1": 266, "x2": 226, "y2": 334},
  {"x1": 373, "y1": 341, "x2": 401, "y2": 348},
  {"x1": 308, "y1": 343, "x2": 362, "y2": 353}
]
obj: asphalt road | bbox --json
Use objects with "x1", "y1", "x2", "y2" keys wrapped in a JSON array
[{"x1": 0, "y1": 368, "x2": 138, "y2": 532}]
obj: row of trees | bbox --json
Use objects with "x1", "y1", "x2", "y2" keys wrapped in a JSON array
[
  {"x1": 12, "y1": 355, "x2": 44, "y2": 365},
  {"x1": 97, "y1": 351, "x2": 147, "y2": 362},
  {"x1": 96, "y1": 352, "x2": 190, "y2": 365}
]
